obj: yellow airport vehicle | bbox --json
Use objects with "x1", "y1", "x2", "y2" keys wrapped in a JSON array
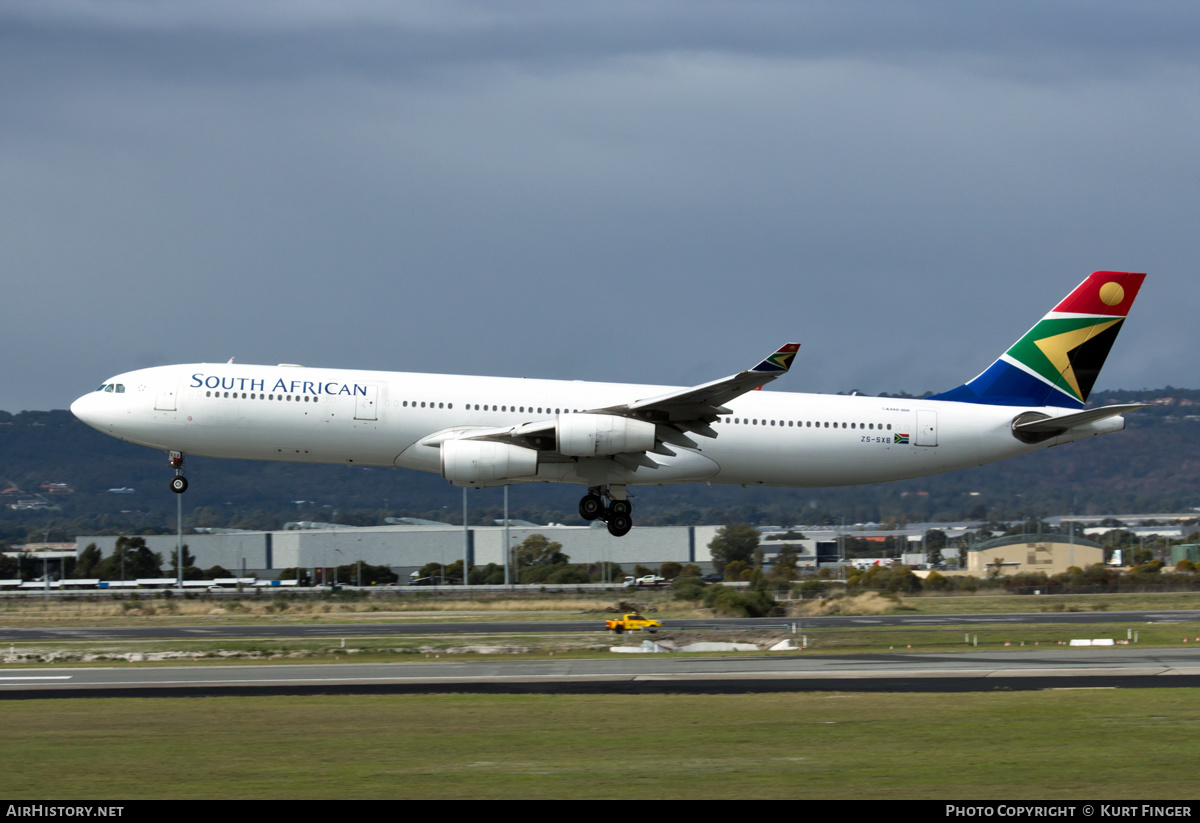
[{"x1": 605, "y1": 613, "x2": 662, "y2": 634}]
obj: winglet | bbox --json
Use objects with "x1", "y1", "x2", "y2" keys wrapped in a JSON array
[{"x1": 749, "y1": 343, "x2": 801, "y2": 374}]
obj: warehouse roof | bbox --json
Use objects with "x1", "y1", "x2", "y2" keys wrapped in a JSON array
[{"x1": 970, "y1": 533, "x2": 1103, "y2": 553}]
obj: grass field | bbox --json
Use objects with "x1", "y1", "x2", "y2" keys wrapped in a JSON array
[
  {"x1": 4, "y1": 689, "x2": 1200, "y2": 799},
  {"x1": 879, "y1": 590, "x2": 1200, "y2": 615},
  {"x1": 1, "y1": 588, "x2": 1198, "y2": 626},
  {"x1": 4, "y1": 592, "x2": 1200, "y2": 799}
]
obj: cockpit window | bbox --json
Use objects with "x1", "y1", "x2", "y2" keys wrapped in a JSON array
[
  {"x1": 115, "y1": 384, "x2": 124, "y2": 393},
  {"x1": 104, "y1": 385, "x2": 114, "y2": 392},
  {"x1": 97, "y1": 384, "x2": 108, "y2": 392}
]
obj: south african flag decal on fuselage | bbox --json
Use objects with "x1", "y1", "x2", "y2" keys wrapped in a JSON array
[{"x1": 894, "y1": 433, "x2": 910, "y2": 445}]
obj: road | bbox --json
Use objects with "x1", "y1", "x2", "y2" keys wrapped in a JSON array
[
  {"x1": 2, "y1": 609, "x2": 1198, "y2": 641},
  {"x1": 3, "y1": 647, "x2": 1200, "y2": 698}
]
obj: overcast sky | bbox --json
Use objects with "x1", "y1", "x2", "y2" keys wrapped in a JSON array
[{"x1": 2, "y1": 1, "x2": 1197, "y2": 412}]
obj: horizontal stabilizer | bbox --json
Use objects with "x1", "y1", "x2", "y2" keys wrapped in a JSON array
[{"x1": 1013, "y1": 404, "x2": 1147, "y2": 435}]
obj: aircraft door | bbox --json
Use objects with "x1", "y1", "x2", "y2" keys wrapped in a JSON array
[
  {"x1": 915, "y1": 410, "x2": 938, "y2": 447},
  {"x1": 154, "y1": 381, "x2": 178, "y2": 411},
  {"x1": 354, "y1": 385, "x2": 378, "y2": 421}
]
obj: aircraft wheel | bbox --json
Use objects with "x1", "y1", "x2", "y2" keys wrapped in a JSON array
[
  {"x1": 610, "y1": 499, "x2": 631, "y2": 517},
  {"x1": 170, "y1": 476, "x2": 188, "y2": 494},
  {"x1": 606, "y1": 513, "x2": 633, "y2": 537},
  {"x1": 579, "y1": 493, "x2": 604, "y2": 521}
]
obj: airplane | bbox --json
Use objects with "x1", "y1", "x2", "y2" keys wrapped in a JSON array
[{"x1": 71, "y1": 270, "x2": 1146, "y2": 537}]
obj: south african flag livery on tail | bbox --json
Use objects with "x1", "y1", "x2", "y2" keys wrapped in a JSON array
[{"x1": 931, "y1": 271, "x2": 1145, "y2": 409}]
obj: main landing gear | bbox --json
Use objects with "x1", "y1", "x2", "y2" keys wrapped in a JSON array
[
  {"x1": 578, "y1": 485, "x2": 633, "y2": 537},
  {"x1": 168, "y1": 451, "x2": 188, "y2": 494}
]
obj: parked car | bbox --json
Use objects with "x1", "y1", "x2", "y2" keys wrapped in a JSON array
[{"x1": 623, "y1": 575, "x2": 669, "y2": 588}]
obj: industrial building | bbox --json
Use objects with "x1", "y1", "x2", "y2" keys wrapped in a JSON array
[
  {"x1": 75, "y1": 523, "x2": 728, "y2": 579},
  {"x1": 966, "y1": 534, "x2": 1105, "y2": 576},
  {"x1": 53, "y1": 516, "x2": 1195, "y2": 583}
]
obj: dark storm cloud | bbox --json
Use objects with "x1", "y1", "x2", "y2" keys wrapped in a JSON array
[
  {"x1": 1, "y1": 1, "x2": 1197, "y2": 410},
  {"x1": 8, "y1": 2, "x2": 1200, "y2": 83}
]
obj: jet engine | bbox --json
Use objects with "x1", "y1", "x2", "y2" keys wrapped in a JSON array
[
  {"x1": 440, "y1": 440, "x2": 538, "y2": 486},
  {"x1": 556, "y1": 413, "x2": 656, "y2": 457}
]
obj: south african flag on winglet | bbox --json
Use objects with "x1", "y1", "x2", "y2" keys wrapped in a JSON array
[
  {"x1": 750, "y1": 343, "x2": 801, "y2": 373},
  {"x1": 894, "y1": 433, "x2": 910, "y2": 445}
]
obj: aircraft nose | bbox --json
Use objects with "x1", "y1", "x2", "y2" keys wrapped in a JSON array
[{"x1": 70, "y1": 392, "x2": 104, "y2": 429}]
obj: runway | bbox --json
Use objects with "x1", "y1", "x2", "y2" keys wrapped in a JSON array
[
  {"x1": 3, "y1": 608, "x2": 1198, "y2": 641},
  {"x1": 5, "y1": 608, "x2": 1200, "y2": 697},
  {"x1": 4, "y1": 647, "x2": 1200, "y2": 698}
]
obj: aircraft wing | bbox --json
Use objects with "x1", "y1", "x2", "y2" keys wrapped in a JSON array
[
  {"x1": 588, "y1": 343, "x2": 801, "y2": 435},
  {"x1": 431, "y1": 344, "x2": 800, "y2": 466}
]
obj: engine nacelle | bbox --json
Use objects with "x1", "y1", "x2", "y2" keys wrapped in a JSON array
[
  {"x1": 440, "y1": 440, "x2": 538, "y2": 486},
  {"x1": 556, "y1": 413, "x2": 656, "y2": 457}
]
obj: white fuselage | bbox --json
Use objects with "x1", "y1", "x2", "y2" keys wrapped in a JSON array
[{"x1": 70, "y1": 362, "x2": 1124, "y2": 490}]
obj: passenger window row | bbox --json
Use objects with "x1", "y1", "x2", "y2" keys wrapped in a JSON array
[
  {"x1": 197, "y1": 389, "x2": 890, "y2": 432},
  {"x1": 205, "y1": 391, "x2": 319, "y2": 402},
  {"x1": 723, "y1": 418, "x2": 892, "y2": 431},
  {"x1": 200, "y1": 392, "x2": 589, "y2": 414},
  {"x1": 401, "y1": 403, "x2": 581, "y2": 414}
]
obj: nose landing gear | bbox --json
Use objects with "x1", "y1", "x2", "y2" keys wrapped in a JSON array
[
  {"x1": 168, "y1": 451, "x2": 188, "y2": 494},
  {"x1": 578, "y1": 485, "x2": 633, "y2": 537}
]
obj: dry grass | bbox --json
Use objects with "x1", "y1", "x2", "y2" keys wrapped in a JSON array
[
  {"x1": 787, "y1": 591, "x2": 897, "y2": 616},
  {"x1": 384, "y1": 597, "x2": 613, "y2": 612},
  {"x1": 0, "y1": 593, "x2": 651, "y2": 624}
]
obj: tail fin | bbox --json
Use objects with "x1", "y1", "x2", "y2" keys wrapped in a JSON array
[{"x1": 930, "y1": 271, "x2": 1145, "y2": 409}]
